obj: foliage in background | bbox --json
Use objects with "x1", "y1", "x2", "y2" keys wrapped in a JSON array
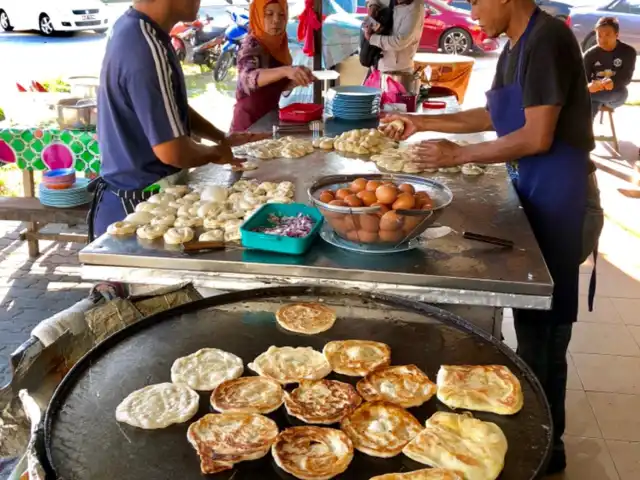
[
  {"x1": 0, "y1": 107, "x2": 4, "y2": 122},
  {"x1": 41, "y1": 78, "x2": 71, "y2": 93}
]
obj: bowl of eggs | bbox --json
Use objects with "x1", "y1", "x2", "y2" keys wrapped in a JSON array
[{"x1": 308, "y1": 174, "x2": 453, "y2": 246}]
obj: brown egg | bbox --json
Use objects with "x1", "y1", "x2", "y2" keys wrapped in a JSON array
[
  {"x1": 392, "y1": 193, "x2": 416, "y2": 211},
  {"x1": 346, "y1": 230, "x2": 361, "y2": 242},
  {"x1": 359, "y1": 214, "x2": 380, "y2": 233},
  {"x1": 328, "y1": 216, "x2": 346, "y2": 233},
  {"x1": 378, "y1": 229, "x2": 405, "y2": 243},
  {"x1": 398, "y1": 183, "x2": 415, "y2": 195},
  {"x1": 335, "y1": 188, "x2": 352, "y2": 200},
  {"x1": 319, "y1": 191, "x2": 335, "y2": 203},
  {"x1": 379, "y1": 210, "x2": 404, "y2": 231},
  {"x1": 357, "y1": 230, "x2": 378, "y2": 243},
  {"x1": 365, "y1": 180, "x2": 382, "y2": 192},
  {"x1": 350, "y1": 178, "x2": 368, "y2": 193},
  {"x1": 357, "y1": 190, "x2": 378, "y2": 206},
  {"x1": 403, "y1": 215, "x2": 423, "y2": 233},
  {"x1": 375, "y1": 185, "x2": 398, "y2": 205},
  {"x1": 371, "y1": 203, "x2": 391, "y2": 216},
  {"x1": 344, "y1": 194, "x2": 364, "y2": 208},
  {"x1": 324, "y1": 200, "x2": 346, "y2": 219},
  {"x1": 344, "y1": 215, "x2": 358, "y2": 232},
  {"x1": 415, "y1": 191, "x2": 435, "y2": 210}
]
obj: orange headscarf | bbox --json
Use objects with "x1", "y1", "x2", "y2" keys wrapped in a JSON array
[{"x1": 249, "y1": 0, "x2": 292, "y2": 66}]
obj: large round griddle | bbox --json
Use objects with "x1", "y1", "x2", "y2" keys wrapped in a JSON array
[{"x1": 44, "y1": 287, "x2": 552, "y2": 480}]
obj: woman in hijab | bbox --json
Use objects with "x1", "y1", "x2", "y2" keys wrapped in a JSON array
[{"x1": 230, "y1": 0, "x2": 314, "y2": 132}]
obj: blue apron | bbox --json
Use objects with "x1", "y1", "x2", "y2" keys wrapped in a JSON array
[{"x1": 486, "y1": 8, "x2": 588, "y2": 323}]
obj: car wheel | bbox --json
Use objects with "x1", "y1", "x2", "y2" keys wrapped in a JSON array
[
  {"x1": 94, "y1": 28, "x2": 108, "y2": 34},
  {"x1": 0, "y1": 9, "x2": 13, "y2": 32},
  {"x1": 582, "y1": 32, "x2": 597, "y2": 52},
  {"x1": 39, "y1": 13, "x2": 55, "y2": 36},
  {"x1": 440, "y1": 28, "x2": 473, "y2": 55}
]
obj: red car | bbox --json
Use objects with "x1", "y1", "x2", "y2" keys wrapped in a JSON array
[{"x1": 357, "y1": 0, "x2": 499, "y2": 55}]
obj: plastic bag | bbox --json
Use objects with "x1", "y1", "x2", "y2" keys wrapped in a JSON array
[
  {"x1": 363, "y1": 68, "x2": 381, "y2": 88},
  {"x1": 381, "y1": 76, "x2": 406, "y2": 105}
]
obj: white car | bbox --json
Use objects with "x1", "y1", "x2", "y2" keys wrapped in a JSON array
[{"x1": 0, "y1": 0, "x2": 109, "y2": 35}]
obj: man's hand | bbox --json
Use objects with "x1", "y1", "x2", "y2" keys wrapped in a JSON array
[
  {"x1": 364, "y1": 24, "x2": 374, "y2": 41},
  {"x1": 602, "y1": 78, "x2": 614, "y2": 91},
  {"x1": 588, "y1": 80, "x2": 604, "y2": 94},
  {"x1": 412, "y1": 139, "x2": 465, "y2": 169},
  {"x1": 209, "y1": 141, "x2": 242, "y2": 166},
  {"x1": 226, "y1": 132, "x2": 271, "y2": 146},
  {"x1": 285, "y1": 66, "x2": 314, "y2": 87},
  {"x1": 379, "y1": 114, "x2": 419, "y2": 140}
]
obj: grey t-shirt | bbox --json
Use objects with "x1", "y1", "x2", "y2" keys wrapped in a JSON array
[{"x1": 491, "y1": 11, "x2": 595, "y2": 153}]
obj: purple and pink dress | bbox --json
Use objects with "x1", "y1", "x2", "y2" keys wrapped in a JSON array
[{"x1": 230, "y1": 34, "x2": 290, "y2": 132}]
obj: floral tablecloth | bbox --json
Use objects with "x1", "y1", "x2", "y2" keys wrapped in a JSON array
[{"x1": 0, "y1": 126, "x2": 101, "y2": 173}]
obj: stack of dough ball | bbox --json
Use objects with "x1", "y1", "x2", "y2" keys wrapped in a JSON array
[
  {"x1": 107, "y1": 180, "x2": 295, "y2": 244},
  {"x1": 312, "y1": 136, "x2": 337, "y2": 150},
  {"x1": 334, "y1": 128, "x2": 398, "y2": 156},
  {"x1": 236, "y1": 136, "x2": 314, "y2": 160}
]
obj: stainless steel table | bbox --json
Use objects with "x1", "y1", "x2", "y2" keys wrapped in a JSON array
[{"x1": 80, "y1": 112, "x2": 552, "y2": 336}]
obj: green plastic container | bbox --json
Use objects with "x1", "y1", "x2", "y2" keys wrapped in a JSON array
[{"x1": 240, "y1": 203, "x2": 324, "y2": 255}]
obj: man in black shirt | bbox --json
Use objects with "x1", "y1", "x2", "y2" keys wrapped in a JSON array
[
  {"x1": 584, "y1": 16, "x2": 636, "y2": 120},
  {"x1": 381, "y1": 0, "x2": 596, "y2": 475}
]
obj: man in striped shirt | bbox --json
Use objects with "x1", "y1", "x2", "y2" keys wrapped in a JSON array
[{"x1": 93, "y1": 0, "x2": 240, "y2": 238}]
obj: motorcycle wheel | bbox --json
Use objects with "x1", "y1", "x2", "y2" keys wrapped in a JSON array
[{"x1": 214, "y1": 50, "x2": 233, "y2": 82}]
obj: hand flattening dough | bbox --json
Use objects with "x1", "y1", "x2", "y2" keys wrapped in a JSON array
[{"x1": 115, "y1": 382, "x2": 199, "y2": 429}]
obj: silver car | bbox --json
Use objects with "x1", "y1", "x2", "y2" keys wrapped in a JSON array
[{"x1": 570, "y1": 0, "x2": 640, "y2": 51}]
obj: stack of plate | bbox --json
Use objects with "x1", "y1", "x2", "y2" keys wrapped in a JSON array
[
  {"x1": 325, "y1": 86, "x2": 381, "y2": 121},
  {"x1": 39, "y1": 178, "x2": 92, "y2": 208}
]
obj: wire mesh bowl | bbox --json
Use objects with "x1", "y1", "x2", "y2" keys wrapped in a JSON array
[{"x1": 308, "y1": 174, "x2": 453, "y2": 247}]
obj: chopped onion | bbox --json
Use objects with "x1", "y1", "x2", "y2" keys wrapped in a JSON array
[{"x1": 252, "y1": 213, "x2": 315, "y2": 238}]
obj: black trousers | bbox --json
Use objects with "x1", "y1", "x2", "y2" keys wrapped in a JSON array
[{"x1": 514, "y1": 312, "x2": 573, "y2": 454}]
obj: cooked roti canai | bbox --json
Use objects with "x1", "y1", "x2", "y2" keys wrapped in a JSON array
[
  {"x1": 272, "y1": 426, "x2": 354, "y2": 480},
  {"x1": 436, "y1": 365, "x2": 524, "y2": 415},
  {"x1": 171, "y1": 348, "x2": 244, "y2": 391},
  {"x1": 370, "y1": 469, "x2": 465, "y2": 480},
  {"x1": 248, "y1": 346, "x2": 332, "y2": 384},
  {"x1": 275, "y1": 302, "x2": 337, "y2": 334},
  {"x1": 322, "y1": 340, "x2": 391, "y2": 376},
  {"x1": 211, "y1": 376, "x2": 284, "y2": 414},
  {"x1": 284, "y1": 379, "x2": 362, "y2": 424},
  {"x1": 402, "y1": 412, "x2": 508, "y2": 480},
  {"x1": 187, "y1": 413, "x2": 279, "y2": 474},
  {"x1": 356, "y1": 365, "x2": 437, "y2": 408},
  {"x1": 115, "y1": 383, "x2": 199, "y2": 429},
  {"x1": 340, "y1": 401, "x2": 422, "y2": 458}
]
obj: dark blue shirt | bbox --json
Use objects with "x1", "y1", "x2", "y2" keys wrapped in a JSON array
[{"x1": 98, "y1": 8, "x2": 189, "y2": 190}]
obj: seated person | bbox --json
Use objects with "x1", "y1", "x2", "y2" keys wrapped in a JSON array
[
  {"x1": 230, "y1": 0, "x2": 314, "y2": 132},
  {"x1": 584, "y1": 16, "x2": 636, "y2": 120}
]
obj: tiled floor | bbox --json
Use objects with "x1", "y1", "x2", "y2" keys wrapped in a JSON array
[{"x1": 503, "y1": 197, "x2": 640, "y2": 479}]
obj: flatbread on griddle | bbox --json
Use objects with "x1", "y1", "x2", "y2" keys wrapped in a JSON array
[
  {"x1": 356, "y1": 364, "x2": 437, "y2": 408},
  {"x1": 284, "y1": 379, "x2": 362, "y2": 424},
  {"x1": 272, "y1": 426, "x2": 354, "y2": 480},
  {"x1": 323, "y1": 340, "x2": 391, "y2": 376},
  {"x1": 211, "y1": 376, "x2": 284, "y2": 414},
  {"x1": 248, "y1": 346, "x2": 332, "y2": 384},
  {"x1": 115, "y1": 383, "x2": 199, "y2": 429},
  {"x1": 171, "y1": 347, "x2": 243, "y2": 391},
  {"x1": 340, "y1": 401, "x2": 422, "y2": 458},
  {"x1": 402, "y1": 412, "x2": 508, "y2": 480},
  {"x1": 436, "y1": 365, "x2": 524, "y2": 415},
  {"x1": 370, "y1": 469, "x2": 465, "y2": 480},
  {"x1": 275, "y1": 302, "x2": 337, "y2": 334},
  {"x1": 187, "y1": 412, "x2": 279, "y2": 474}
]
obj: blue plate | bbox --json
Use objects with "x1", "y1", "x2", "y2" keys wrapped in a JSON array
[{"x1": 329, "y1": 86, "x2": 382, "y2": 96}]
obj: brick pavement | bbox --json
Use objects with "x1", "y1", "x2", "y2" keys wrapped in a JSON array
[{"x1": 0, "y1": 221, "x2": 90, "y2": 387}]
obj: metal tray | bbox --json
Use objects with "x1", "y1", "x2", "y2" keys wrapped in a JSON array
[{"x1": 43, "y1": 287, "x2": 552, "y2": 480}]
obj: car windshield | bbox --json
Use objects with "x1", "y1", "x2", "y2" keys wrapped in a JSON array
[{"x1": 608, "y1": 0, "x2": 640, "y2": 13}]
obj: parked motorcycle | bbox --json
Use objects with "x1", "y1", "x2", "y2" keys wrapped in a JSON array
[
  {"x1": 171, "y1": 14, "x2": 225, "y2": 69},
  {"x1": 214, "y1": 7, "x2": 249, "y2": 82}
]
